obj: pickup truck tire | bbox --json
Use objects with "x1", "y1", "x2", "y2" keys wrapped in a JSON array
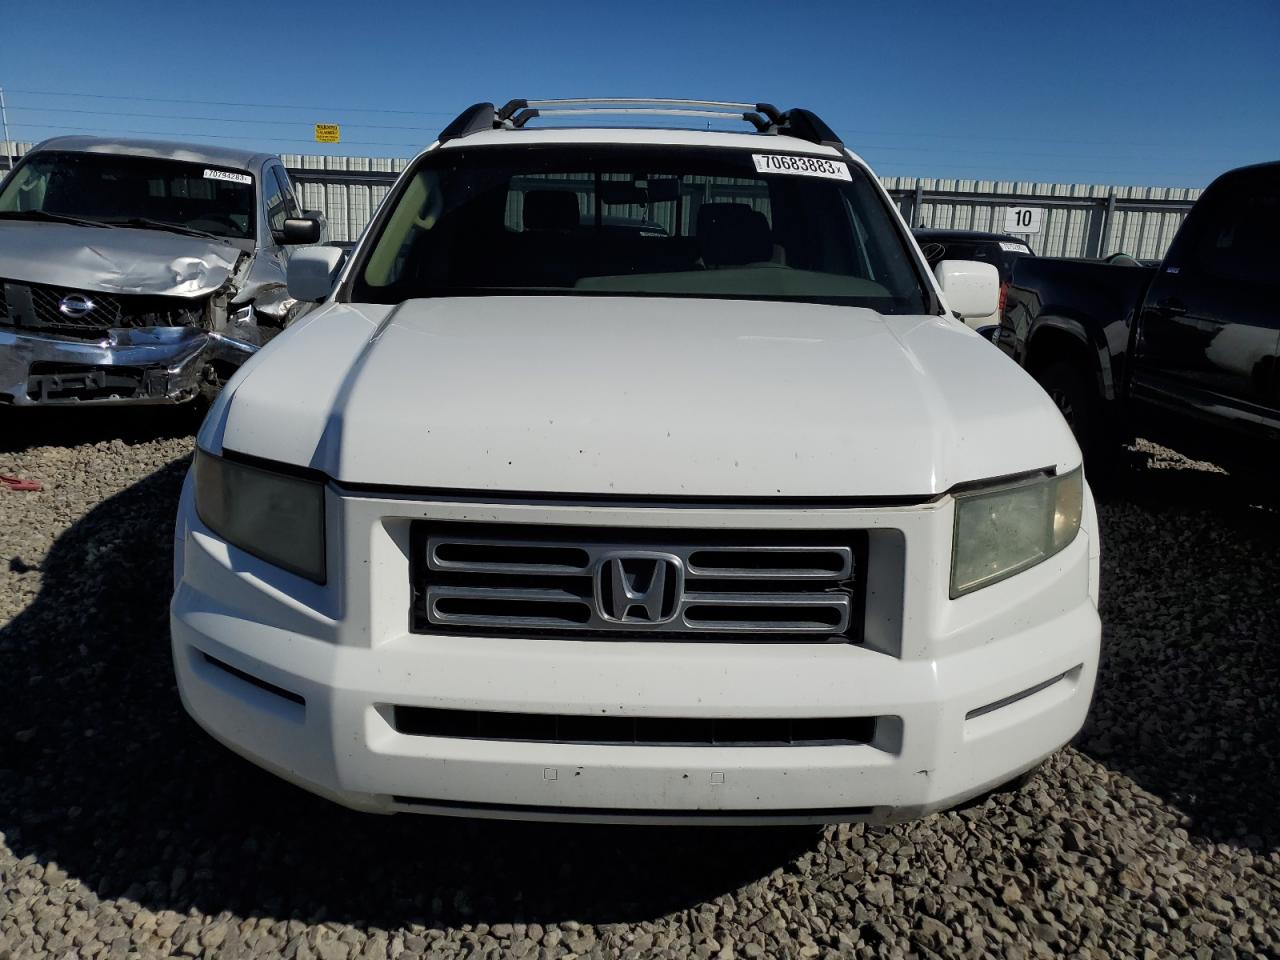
[{"x1": 1037, "y1": 361, "x2": 1113, "y2": 473}]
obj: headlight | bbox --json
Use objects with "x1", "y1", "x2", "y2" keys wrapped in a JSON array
[
  {"x1": 194, "y1": 450, "x2": 326, "y2": 582},
  {"x1": 950, "y1": 467, "x2": 1082, "y2": 598}
]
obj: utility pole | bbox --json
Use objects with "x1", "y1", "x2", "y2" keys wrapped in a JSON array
[{"x1": 0, "y1": 87, "x2": 11, "y2": 173}]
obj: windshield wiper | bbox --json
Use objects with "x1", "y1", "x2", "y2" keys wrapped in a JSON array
[
  {"x1": 0, "y1": 209, "x2": 113, "y2": 229},
  {"x1": 103, "y1": 217, "x2": 225, "y2": 241}
]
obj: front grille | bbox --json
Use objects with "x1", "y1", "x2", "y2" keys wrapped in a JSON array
[
  {"x1": 393, "y1": 706, "x2": 877, "y2": 746},
  {"x1": 29, "y1": 283, "x2": 125, "y2": 329},
  {"x1": 410, "y1": 522, "x2": 866, "y2": 642},
  {"x1": 0, "y1": 279, "x2": 205, "y2": 334}
]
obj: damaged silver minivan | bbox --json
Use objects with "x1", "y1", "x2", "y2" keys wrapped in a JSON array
[{"x1": 0, "y1": 137, "x2": 328, "y2": 405}]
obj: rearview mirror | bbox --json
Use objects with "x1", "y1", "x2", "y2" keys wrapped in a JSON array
[
  {"x1": 644, "y1": 178, "x2": 680, "y2": 202},
  {"x1": 287, "y1": 245, "x2": 345, "y2": 302},
  {"x1": 278, "y1": 215, "x2": 324, "y2": 245},
  {"x1": 599, "y1": 182, "x2": 648, "y2": 206},
  {"x1": 934, "y1": 259, "x2": 1000, "y2": 320}
]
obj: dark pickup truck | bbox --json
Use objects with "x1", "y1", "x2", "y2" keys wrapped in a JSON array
[{"x1": 996, "y1": 160, "x2": 1279, "y2": 473}]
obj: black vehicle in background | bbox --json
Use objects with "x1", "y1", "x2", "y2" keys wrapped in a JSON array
[
  {"x1": 913, "y1": 229, "x2": 1035, "y2": 331},
  {"x1": 996, "y1": 161, "x2": 1279, "y2": 473}
]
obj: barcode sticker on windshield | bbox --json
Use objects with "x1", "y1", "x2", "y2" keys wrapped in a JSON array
[
  {"x1": 203, "y1": 168, "x2": 252, "y2": 185},
  {"x1": 999, "y1": 241, "x2": 1031, "y2": 253},
  {"x1": 752, "y1": 154, "x2": 852, "y2": 181}
]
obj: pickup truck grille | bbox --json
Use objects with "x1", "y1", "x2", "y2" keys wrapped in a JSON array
[
  {"x1": 0, "y1": 280, "x2": 204, "y2": 335},
  {"x1": 410, "y1": 522, "x2": 865, "y2": 642}
]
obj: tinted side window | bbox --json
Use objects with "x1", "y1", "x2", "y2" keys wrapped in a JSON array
[
  {"x1": 1173, "y1": 170, "x2": 1280, "y2": 285},
  {"x1": 262, "y1": 167, "x2": 287, "y2": 235},
  {"x1": 275, "y1": 167, "x2": 302, "y2": 219}
]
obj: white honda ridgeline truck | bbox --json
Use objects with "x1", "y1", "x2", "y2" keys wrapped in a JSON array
[{"x1": 172, "y1": 99, "x2": 1101, "y2": 824}]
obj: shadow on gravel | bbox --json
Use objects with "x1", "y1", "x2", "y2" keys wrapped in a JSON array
[
  {"x1": 1080, "y1": 447, "x2": 1280, "y2": 853},
  {"x1": 0, "y1": 461, "x2": 816, "y2": 929},
  {"x1": 0, "y1": 405, "x2": 207, "y2": 455}
]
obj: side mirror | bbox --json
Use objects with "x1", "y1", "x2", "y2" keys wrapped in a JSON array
[
  {"x1": 277, "y1": 215, "x2": 324, "y2": 245},
  {"x1": 302, "y1": 210, "x2": 328, "y2": 243},
  {"x1": 287, "y1": 245, "x2": 345, "y2": 302},
  {"x1": 934, "y1": 259, "x2": 1000, "y2": 320}
]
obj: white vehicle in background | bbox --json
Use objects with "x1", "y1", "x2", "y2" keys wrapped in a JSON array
[{"x1": 172, "y1": 99, "x2": 1101, "y2": 824}]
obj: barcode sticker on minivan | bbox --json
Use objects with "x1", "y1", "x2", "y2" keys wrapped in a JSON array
[
  {"x1": 752, "y1": 154, "x2": 852, "y2": 181},
  {"x1": 203, "y1": 168, "x2": 252, "y2": 185}
]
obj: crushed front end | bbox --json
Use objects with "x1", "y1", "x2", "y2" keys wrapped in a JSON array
[{"x1": 0, "y1": 271, "x2": 261, "y2": 406}]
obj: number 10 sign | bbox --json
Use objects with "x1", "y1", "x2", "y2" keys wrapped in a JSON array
[{"x1": 1004, "y1": 206, "x2": 1043, "y2": 235}]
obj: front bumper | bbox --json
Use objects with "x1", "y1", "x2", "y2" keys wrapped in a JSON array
[
  {"x1": 170, "y1": 476, "x2": 1101, "y2": 824},
  {"x1": 0, "y1": 325, "x2": 256, "y2": 405}
]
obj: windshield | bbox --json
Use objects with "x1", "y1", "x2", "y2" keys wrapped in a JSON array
[
  {"x1": 0, "y1": 151, "x2": 256, "y2": 240},
  {"x1": 351, "y1": 145, "x2": 930, "y2": 312}
]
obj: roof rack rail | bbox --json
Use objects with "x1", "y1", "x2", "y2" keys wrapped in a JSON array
[{"x1": 435, "y1": 99, "x2": 843, "y2": 148}]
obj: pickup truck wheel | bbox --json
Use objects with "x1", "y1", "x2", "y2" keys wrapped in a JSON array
[{"x1": 1038, "y1": 362, "x2": 1109, "y2": 470}]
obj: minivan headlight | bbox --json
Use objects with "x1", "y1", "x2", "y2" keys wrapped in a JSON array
[
  {"x1": 950, "y1": 467, "x2": 1082, "y2": 598},
  {"x1": 194, "y1": 450, "x2": 326, "y2": 583}
]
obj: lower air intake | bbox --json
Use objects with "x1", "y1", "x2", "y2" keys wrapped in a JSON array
[{"x1": 392, "y1": 707, "x2": 877, "y2": 747}]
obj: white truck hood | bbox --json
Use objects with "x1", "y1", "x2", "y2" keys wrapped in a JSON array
[{"x1": 213, "y1": 296, "x2": 1079, "y2": 498}]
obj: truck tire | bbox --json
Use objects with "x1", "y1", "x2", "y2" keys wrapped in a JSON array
[{"x1": 1037, "y1": 362, "x2": 1113, "y2": 473}]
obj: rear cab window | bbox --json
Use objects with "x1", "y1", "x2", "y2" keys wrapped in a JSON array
[
  {"x1": 916, "y1": 237, "x2": 1033, "y2": 280},
  {"x1": 1167, "y1": 168, "x2": 1280, "y2": 286},
  {"x1": 350, "y1": 145, "x2": 930, "y2": 314}
]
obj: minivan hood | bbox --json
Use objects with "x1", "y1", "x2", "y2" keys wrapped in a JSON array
[
  {"x1": 0, "y1": 219, "x2": 241, "y2": 297},
  {"x1": 216, "y1": 296, "x2": 1079, "y2": 498}
]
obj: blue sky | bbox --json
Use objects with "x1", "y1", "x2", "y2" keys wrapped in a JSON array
[{"x1": 3, "y1": 0, "x2": 1277, "y2": 187}]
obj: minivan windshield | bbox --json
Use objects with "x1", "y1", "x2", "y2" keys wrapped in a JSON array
[
  {"x1": 352, "y1": 145, "x2": 930, "y2": 312},
  {"x1": 0, "y1": 151, "x2": 256, "y2": 240}
]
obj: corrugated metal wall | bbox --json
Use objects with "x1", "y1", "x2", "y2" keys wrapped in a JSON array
[
  {"x1": 3, "y1": 142, "x2": 1199, "y2": 260},
  {"x1": 881, "y1": 178, "x2": 1201, "y2": 260},
  {"x1": 282, "y1": 153, "x2": 410, "y2": 245},
  {"x1": 287, "y1": 155, "x2": 1200, "y2": 258},
  {"x1": 1107, "y1": 192, "x2": 1198, "y2": 260}
]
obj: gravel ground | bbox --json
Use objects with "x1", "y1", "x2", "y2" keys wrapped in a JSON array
[{"x1": 1, "y1": 411, "x2": 1277, "y2": 960}]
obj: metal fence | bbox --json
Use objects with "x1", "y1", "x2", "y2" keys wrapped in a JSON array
[
  {"x1": 282, "y1": 154, "x2": 409, "y2": 248},
  {"x1": 2, "y1": 142, "x2": 1199, "y2": 260},
  {"x1": 282, "y1": 156, "x2": 1199, "y2": 259},
  {"x1": 882, "y1": 178, "x2": 1200, "y2": 261}
]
